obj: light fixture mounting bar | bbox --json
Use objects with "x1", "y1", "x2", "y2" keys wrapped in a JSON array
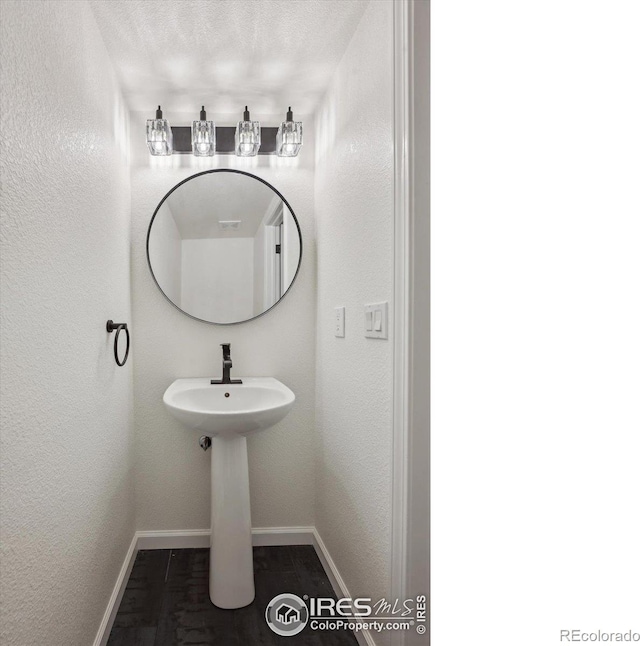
[{"x1": 170, "y1": 126, "x2": 278, "y2": 155}]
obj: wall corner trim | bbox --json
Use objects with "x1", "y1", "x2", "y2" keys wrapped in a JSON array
[
  {"x1": 92, "y1": 533, "x2": 138, "y2": 646},
  {"x1": 391, "y1": 0, "x2": 412, "y2": 621},
  {"x1": 312, "y1": 528, "x2": 377, "y2": 646}
]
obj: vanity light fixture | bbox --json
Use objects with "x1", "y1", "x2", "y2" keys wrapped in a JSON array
[
  {"x1": 192, "y1": 106, "x2": 216, "y2": 157},
  {"x1": 146, "y1": 105, "x2": 173, "y2": 156},
  {"x1": 234, "y1": 106, "x2": 261, "y2": 157},
  {"x1": 146, "y1": 106, "x2": 303, "y2": 156},
  {"x1": 276, "y1": 107, "x2": 303, "y2": 157}
]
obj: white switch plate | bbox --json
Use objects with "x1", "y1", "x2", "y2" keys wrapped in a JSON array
[
  {"x1": 334, "y1": 306, "x2": 345, "y2": 337},
  {"x1": 364, "y1": 302, "x2": 388, "y2": 339}
]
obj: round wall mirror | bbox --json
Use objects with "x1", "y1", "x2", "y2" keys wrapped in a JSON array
[{"x1": 147, "y1": 170, "x2": 302, "y2": 325}]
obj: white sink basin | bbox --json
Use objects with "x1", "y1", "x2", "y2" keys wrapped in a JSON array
[
  {"x1": 161, "y1": 375, "x2": 295, "y2": 610},
  {"x1": 163, "y1": 377, "x2": 295, "y2": 437}
]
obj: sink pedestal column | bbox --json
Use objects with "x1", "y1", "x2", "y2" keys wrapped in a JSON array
[{"x1": 209, "y1": 435, "x2": 255, "y2": 608}]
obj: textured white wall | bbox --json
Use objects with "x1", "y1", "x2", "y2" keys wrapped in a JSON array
[
  {"x1": 0, "y1": 2, "x2": 133, "y2": 645},
  {"x1": 314, "y1": 0, "x2": 395, "y2": 622},
  {"x1": 130, "y1": 112, "x2": 317, "y2": 531}
]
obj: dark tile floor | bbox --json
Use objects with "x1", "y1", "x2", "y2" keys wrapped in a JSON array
[{"x1": 107, "y1": 546, "x2": 359, "y2": 645}]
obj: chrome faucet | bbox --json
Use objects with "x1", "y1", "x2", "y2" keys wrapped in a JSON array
[{"x1": 211, "y1": 343, "x2": 242, "y2": 385}]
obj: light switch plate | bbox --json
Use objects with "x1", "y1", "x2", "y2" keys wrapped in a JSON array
[
  {"x1": 364, "y1": 302, "x2": 388, "y2": 339},
  {"x1": 334, "y1": 306, "x2": 345, "y2": 337}
]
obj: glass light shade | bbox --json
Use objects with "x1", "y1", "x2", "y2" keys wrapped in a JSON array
[
  {"x1": 191, "y1": 120, "x2": 216, "y2": 156},
  {"x1": 146, "y1": 118, "x2": 173, "y2": 156},
  {"x1": 235, "y1": 120, "x2": 261, "y2": 157},
  {"x1": 276, "y1": 120, "x2": 303, "y2": 157}
]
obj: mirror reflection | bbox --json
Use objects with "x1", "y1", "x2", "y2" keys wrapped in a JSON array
[{"x1": 147, "y1": 170, "x2": 301, "y2": 324}]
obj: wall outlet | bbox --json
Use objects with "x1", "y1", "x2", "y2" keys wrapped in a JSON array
[
  {"x1": 364, "y1": 302, "x2": 388, "y2": 339},
  {"x1": 334, "y1": 306, "x2": 345, "y2": 337}
]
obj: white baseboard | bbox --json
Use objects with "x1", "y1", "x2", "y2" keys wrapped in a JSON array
[
  {"x1": 94, "y1": 526, "x2": 374, "y2": 646},
  {"x1": 93, "y1": 533, "x2": 138, "y2": 646},
  {"x1": 252, "y1": 525, "x2": 315, "y2": 546},
  {"x1": 135, "y1": 526, "x2": 315, "y2": 549},
  {"x1": 136, "y1": 529, "x2": 210, "y2": 550},
  {"x1": 312, "y1": 528, "x2": 377, "y2": 646}
]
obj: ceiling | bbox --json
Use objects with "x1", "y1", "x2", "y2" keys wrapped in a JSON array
[{"x1": 90, "y1": 0, "x2": 369, "y2": 117}]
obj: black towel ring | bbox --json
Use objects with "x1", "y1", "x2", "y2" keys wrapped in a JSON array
[{"x1": 106, "y1": 320, "x2": 130, "y2": 367}]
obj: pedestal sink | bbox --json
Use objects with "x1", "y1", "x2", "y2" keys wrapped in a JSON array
[{"x1": 163, "y1": 377, "x2": 295, "y2": 609}]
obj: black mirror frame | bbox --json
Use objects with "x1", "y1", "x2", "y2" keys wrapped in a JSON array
[{"x1": 146, "y1": 169, "x2": 303, "y2": 326}]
